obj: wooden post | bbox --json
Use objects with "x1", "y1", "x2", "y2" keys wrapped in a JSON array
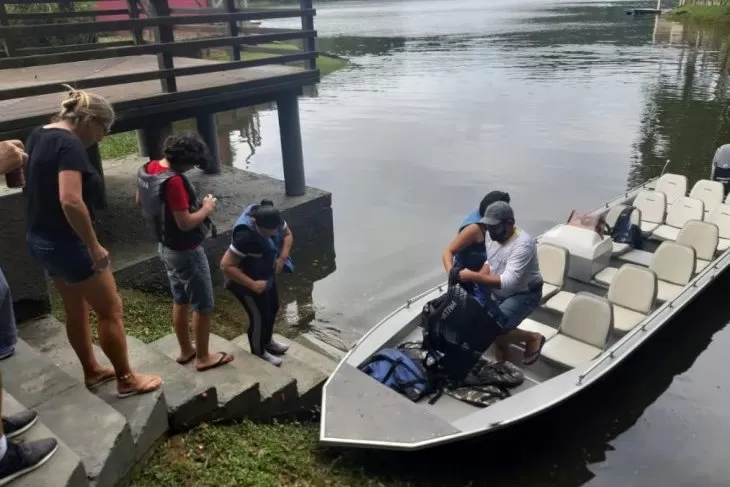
[
  {"x1": 196, "y1": 113, "x2": 221, "y2": 174},
  {"x1": 126, "y1": 0, "x2": 145, "y2": 46},
  {"x1": 299, "y1": 0, "x2": 316, "y2": 71},
  {"x1": 147, "y1": 0, "x2": 177, "y2": 93},
  {"x1": 277, "y1": 91, "x2": 306, "y2": 196},
  {"x1": 86, "y1": 143, "x2": 107, "y2": 210},
  {"x1": 224, "y1": 0, "x2": 241, "y2": 61},
  {"x1": 140, "y1": 123, "x2": 172, "y2": 160},
  {"x1": 0, "y1": 1, "x2": 15, "y2": 58}
]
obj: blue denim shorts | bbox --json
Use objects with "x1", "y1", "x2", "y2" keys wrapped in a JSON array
[
  {"x1": 26, "y1": 232, "x2": 95, "y2": 285},
  {"x1": 158, "y1": 244, "x2": 214, "y2": 313},
  {"x1": 494, "y1": 289, "x2": 542, "y2": 331}
]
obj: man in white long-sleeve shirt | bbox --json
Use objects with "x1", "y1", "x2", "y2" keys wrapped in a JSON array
[{"x1": 458, "y1": 201, "x2": 546, "y2": 365}]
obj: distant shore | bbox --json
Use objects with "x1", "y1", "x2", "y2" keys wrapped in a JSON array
[{"x1": 665, "y1": 4, "x2": 730, "y2": 25}]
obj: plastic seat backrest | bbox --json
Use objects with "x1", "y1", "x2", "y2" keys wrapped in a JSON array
[
  {"x1": 656, "y1": 173, "x2": 688, "y2": 204},
  {"x1": 676, "y1": 220, "x2": 719, "y2": 261},
  {"x1": 650, "y1": 241, "x2": 696, "y2": 285},
  {"x1": 689, "y1": 179, "x2": 724, "y2": 213},
  {"x1": 537, "y1": 243, "x2": 568, "y2": 288},
  {"x1": 558, "y1": 292, "x2": 613, "y2": 349},
  {"x1": 607, "y1": 264, "x2": 657, "y2": 314},
  {"x1": 665, "y1": 196, "x2": 704, "y2": 229},
  {"x1": 707, "y1": 204, "x2": 730, "y2": 240},
  {"x1": 633, "y1": 190, "x2": 666, "y2": 224}
]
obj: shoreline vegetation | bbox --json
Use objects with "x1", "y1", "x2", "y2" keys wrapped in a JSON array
[
  {"x1": 665, "y1": 3, "x2": 730, "y2": 25},
  {"x1": 99, "y1": 45, "x2": 349, "y2": 161}
]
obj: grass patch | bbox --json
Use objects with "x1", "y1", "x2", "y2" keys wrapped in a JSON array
[
  {"x1": 665, "y1": 5, "x2": 730, "y2": 25},
  {"x1": 130, "y1": 420, "x2": 418, "y2": 487},
  {"x1": 99, "y1": 131, "x2": 138, "y2": 161}
]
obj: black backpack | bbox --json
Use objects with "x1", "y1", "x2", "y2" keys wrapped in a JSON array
[
  {"x1": 610, "y1": 206, "x2": 643, "y2": 249},
  {"x1": 420, "y1": 274, "x2": 502, "y2": 403}
]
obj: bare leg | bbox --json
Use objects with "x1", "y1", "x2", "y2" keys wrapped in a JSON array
[
  {"x1": 52, "y1": 277, "x2": 114, "y2": 386},
  {"x1": 72, "y1": 269, "x2": 161, "y2": 395},
  {"x1": 498, "y1": 329, "x2": 543, "y2": 360},
  {"x1": 172, "y1": 303, "x2": 195, "y2": 363}
]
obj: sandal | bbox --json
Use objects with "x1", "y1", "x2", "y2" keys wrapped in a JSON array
[
  {"x1": 176, "y1": 351, "x2": 196, "y2": 365},
  {"x1": 196, "y1": 352, "x2": 234, "y2": 372},
  {"x1": 523, "y1": 335, "x2": 546, "y2": 365},
  {"x1": 85, "y1": 370, "x2": 116, "y2": 391},
  {"x1": 117, "y1": 373, "x2": 163, "y2": 398}
]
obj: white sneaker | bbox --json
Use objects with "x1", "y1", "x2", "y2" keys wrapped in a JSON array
[
  {"x1": 266, "y1": 339, "x2": 290, "y2": 355},
  {"x1": 262, "y1": 351, "x2": 282, "y2": 367}
]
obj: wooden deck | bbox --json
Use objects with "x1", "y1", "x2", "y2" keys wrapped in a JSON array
[{"x1": 0, "y1": 55, "x2": 318, "y2": 137}]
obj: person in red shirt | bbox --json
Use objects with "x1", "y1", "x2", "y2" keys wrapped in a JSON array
[{"x1": 136, "y1": 132, "x2": 233, "y2": 372}]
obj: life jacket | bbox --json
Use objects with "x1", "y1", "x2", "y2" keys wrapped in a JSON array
[
  {"x1": 610, "y1": 206, "x2": 643, "y2": 249},
  {"x1": 453, "y1": 209, "x2": 487, "y2": 272},
  {"x1": 136, "y1": 163, "x2": 212, "y2": 250},
  {"x1": 231, "y1": 204, "x2": 294, "y2": 286}
]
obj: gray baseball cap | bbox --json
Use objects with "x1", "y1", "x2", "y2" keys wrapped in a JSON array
[{"x1": 480, "y1": 201, "x2": 514, "y2": 226}]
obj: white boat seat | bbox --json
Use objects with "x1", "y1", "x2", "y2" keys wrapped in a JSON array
[
  {"x1": 536, "y1": 243, "x2": 569, "y2": 302},
  {"x1": 675, "y1": 220, "x2": 718, "y2": 273},
  {"x1": 633, "y1": 190, "x2": 666, "y2": 236},
  {"x1": 593, "y1": 266, "x2": 618, "y2": 287},
  {"x1": 603, "y1": 205, "x2": 642, "y2": 256},
  {"x1": 650, "y1": 196, "x2": 704, "y2": 242},
  {"x1": 689, "y1": 179, "x2": 724, "y2": 215},
  {"x1": 540, "y1": 292, "x2": 613, "y2": 369},
  {"x1": 651, "y1": 241, "x2": 696, "y2": 303},
  {"x1": 607, "y1": 264, "x2": 657, "y2": 333},
  {"x1": 656, "y1": 173, "x2": 688, "y2": 206},
  {"x1": 543, "y1": 290, "x2": 574, "y2": 314},
  {"x1": 707, "y1": 204, "x2": 730, "y2": 253},
  {"x1": 517, "y1": 318, "x2": 559, "y2": 341},
  {"x1": 616, "y1": 248, "x2": 653, "y2": 267}
]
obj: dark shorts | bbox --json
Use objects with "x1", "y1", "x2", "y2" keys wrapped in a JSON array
[
  {"x1": 477, "y1": 285, "x2": 542, "y2": 332},
  {"x1": 158, "y1": 244, "x2": 214, "y2": 313},
  {"x1": 26, "y1": 232, "x2": 95, "y2": 285}
]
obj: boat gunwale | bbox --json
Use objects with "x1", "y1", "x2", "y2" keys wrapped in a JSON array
[{"x1": 319, "y1": 175, "x2": 730, "y2": 451}]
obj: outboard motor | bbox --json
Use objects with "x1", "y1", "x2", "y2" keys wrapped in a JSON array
[{"x1": 711, "y1": 144, "x2": 730, "y2": 197}]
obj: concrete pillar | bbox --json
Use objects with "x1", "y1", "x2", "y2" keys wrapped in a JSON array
[
  {"x1": 139, "y1": 123, "x2": 172, "y2": 161},
  {"x1": 196, "y1": 113, "x2": 221, "y2": 174},
  {"x1": 135, "y1": 129, "x2": 149, "y2": 157},
  {"x1": 277, "y1": 91, "x2": 306, "y2": 196}
]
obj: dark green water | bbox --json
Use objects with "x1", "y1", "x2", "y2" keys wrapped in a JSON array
[{"x1": 218, "y1": 1, "x2": 730, "y2": 484}]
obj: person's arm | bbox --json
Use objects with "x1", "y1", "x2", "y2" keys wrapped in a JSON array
[
  {"x1": 220, "y1": 228, "x2": 268, "y2": 293},
  {"x1": 275, "y1": 223, "x2": 293, "y2": 273},
  {"x1": 0, "y1": 140, "x2": 26, "y2": 175},
  {"x1": 220, "y1": 249, "x2": 259, "y2": 289},
  {"x1": 460, "y1": 242, "x2": 532, "y2": 290},
  {"x1": 59, "y1": 170, "x2": 100, "y2": 250},
  {"x1": 442, "y1": 223, "x2": 483, "y2": 273},
  {"x1": 164, "y1": 176, "x2": 215, "y2": 232},
  {"x1": 134, "y1": 188, "x2": 140, "y2": 208}
]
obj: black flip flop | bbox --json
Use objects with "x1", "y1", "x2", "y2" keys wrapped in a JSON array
[
  {"x1": 523, "y1": 335, "x2": 546, "y2": 365},
  {"x1": 196, "y1": 352, "x2": 234, "y2": 372},
  {"x1": 176, "y1": 351, "x2": 196, "y2": 365}
]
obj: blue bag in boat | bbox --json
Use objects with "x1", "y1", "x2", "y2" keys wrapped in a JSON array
[
  {"x1": 610, "y1": 206, "x2": 643, "y2": 249},
  {"x1": 358, "y1": 348, "x2": 431, "y2": 402}
]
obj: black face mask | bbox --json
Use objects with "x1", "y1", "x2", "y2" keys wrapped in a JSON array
[{"x1": 487, "y1": 223, "x2": 508, "y2": 242}]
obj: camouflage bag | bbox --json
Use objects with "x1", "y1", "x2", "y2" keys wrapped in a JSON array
[
  {"x1": 445, "y1": 385, "x2": 511, "y2": 408},
  {"x1": 461, "y1": 359, "x2": 524, "y2": 389}
]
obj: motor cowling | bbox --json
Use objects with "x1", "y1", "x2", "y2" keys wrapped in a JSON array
[{"x1": 711, "y1": 144, "x2": 730, "y2": 197}]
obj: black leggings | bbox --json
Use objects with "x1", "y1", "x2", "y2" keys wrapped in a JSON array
[{"x1": 226, "y1": 279, "x2": 280, "y2": 356}]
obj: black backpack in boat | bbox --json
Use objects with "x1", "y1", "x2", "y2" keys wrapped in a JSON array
[
  {"x1": 610, "y1": 206, "x2": 643, "y2": 249},
  {"x1": 420, "y1": 273, "x2": 502, "y2": 401}
]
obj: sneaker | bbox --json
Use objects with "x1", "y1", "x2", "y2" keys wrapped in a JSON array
[
  {"x1": 0, "y1": 437, "x2": 58, "y2": 486},
  {"x1": 266, "y1": 339, "x2": 289, "y2": 355},
  {"x1": 3, "y1": 411, "x2": 38, "y2": 440},
  {"x1": 261, "y1": 351, "x2": 282, "y2": 367}
]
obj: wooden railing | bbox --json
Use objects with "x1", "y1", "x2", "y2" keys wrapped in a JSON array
[{"x1": 0, "y1": 0, "x2": 318, "y2": 101}]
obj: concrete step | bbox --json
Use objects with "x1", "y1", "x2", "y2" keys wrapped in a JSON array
[
  {"x1": 17, "y1": 316, "x2": 168, "y2": 462},
  {"x1": 0, "y1": 339, "x2": 135, "y2": 487},
  {"x1": 294, "y1": 332, "x2": 348, "y2": 362},
  {"x1": 232, "y1": 333, "x2": 332, "y2": 412},
  {"x1": 2, "y1": 390, "x2": 89, "y2": 487},
  {"x1": 150, "y1": 333, "x2": 262, "y2": 420}
]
